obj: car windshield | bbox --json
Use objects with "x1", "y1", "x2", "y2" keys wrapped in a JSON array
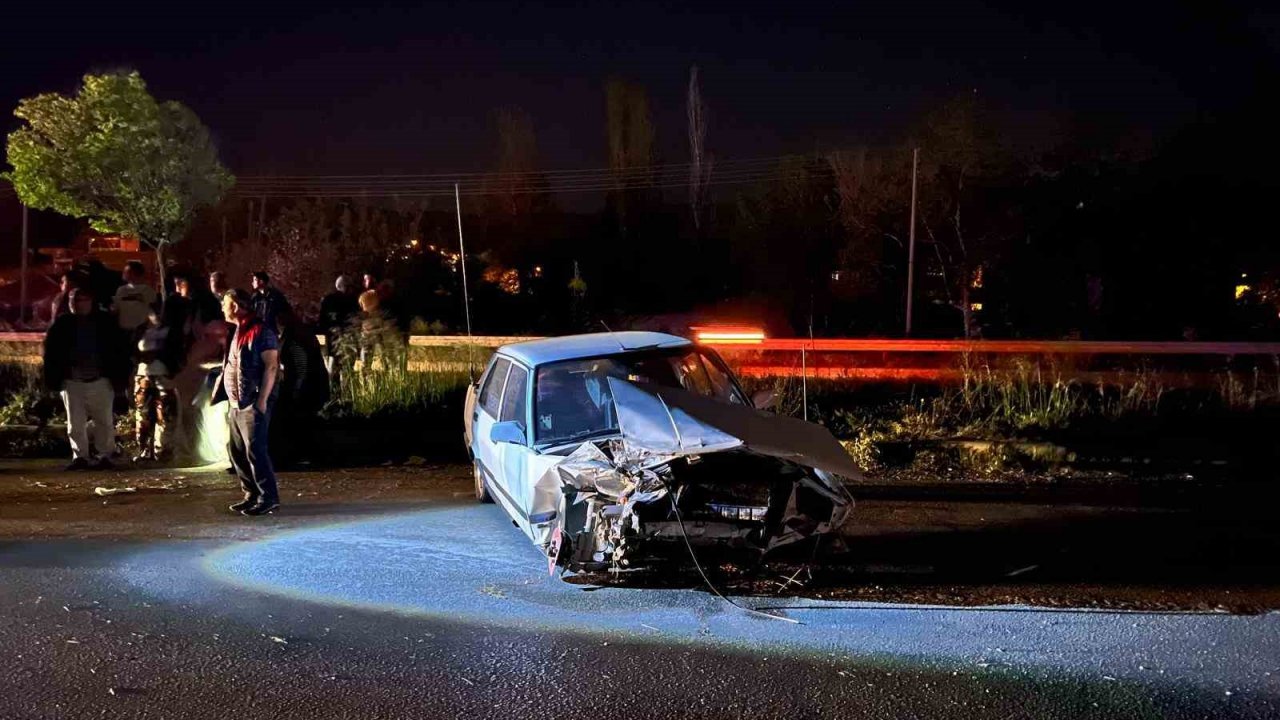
[{"x1": 534, "y1": 347, "x2": 746, "y2": 447}]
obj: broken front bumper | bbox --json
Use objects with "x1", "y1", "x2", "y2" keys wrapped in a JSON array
[{"x1": 537, "y1": 379, "x2": 860, "y2": 571}]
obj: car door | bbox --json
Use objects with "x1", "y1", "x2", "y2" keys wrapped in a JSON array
[
  {"x1": 496, "y1": 362, "x2": 536, "y2": 536},
  {"x1": 473, "y1": 356, "x2": 511, "y2": 515}
]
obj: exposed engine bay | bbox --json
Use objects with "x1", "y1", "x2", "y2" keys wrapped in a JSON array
[{"x1": 540, "y1": 378, "x2": 858, "y2": 572}]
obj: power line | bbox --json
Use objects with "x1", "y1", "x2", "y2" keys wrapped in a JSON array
[
  {"x1": 228, "y1": 173, "x2": 782, "y2": 198},
  {"x1": 230, "y1": 155, "x2": 831, "y2": 198},
  {"x1": 235, "y1": 155, "x2": 797, "y2": 182}
]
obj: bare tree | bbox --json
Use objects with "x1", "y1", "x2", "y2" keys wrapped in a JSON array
[
  {"x1": 605, "y1": 77, "x2": 654, "y2": 227},
  {"x1": 493, "y1": 107, "x2": 539, "y2": 217},
  {"x1": 914, "y1": 92, "x2": 1014, "y2": 338},
  {"x1": 826, "y1": 147, "x2": 904, "y2": 299},
  {"x1": 686, "y1": 65, "x2": 712, "y2": 232}
]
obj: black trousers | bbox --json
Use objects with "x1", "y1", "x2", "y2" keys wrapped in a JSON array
[{"x1": 228, "y1": 403, "x2": 278, "y2": 504}]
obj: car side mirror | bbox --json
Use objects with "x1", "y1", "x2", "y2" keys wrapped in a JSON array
[
  {"x1": 490, "y1": 420, "x2": 527, "y2": 446},
  {"x1": 751, "y1": 389, "x2": 777, "y2": 410}
]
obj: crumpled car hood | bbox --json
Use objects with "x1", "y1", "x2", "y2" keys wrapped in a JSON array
[
  {"x1": 531, "y1": 378, "x2": 860, "y2": 570},
  {"x1": 608, "y1": 378, "x2": 864, "y2": 481}
]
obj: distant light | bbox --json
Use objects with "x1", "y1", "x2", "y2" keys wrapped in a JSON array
[
  {"x1": 694, "y1": 326, "x2": 765, "y2": 344},
  {"x1": 411, "y1": 239, "x2": 420, "y2": 247},
  {"x1": 970, "y1": 302, "x2": 984, "y2": 311},
  {"x1": 1235, "y1": 284, "x2": 1251, "y2": 300}
]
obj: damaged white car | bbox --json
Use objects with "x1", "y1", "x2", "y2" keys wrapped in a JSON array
[{"x1": 463, "y1": 332, "x2": 859, "y2": 572}]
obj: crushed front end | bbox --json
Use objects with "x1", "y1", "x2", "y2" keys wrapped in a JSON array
[{"x1": 538, "y1": 379, "x2": 859, "y2": 572}]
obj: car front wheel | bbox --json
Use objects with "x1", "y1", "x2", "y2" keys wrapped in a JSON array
[{"x1": 474, "y1": 461, "x2": 494, "y2": 504}]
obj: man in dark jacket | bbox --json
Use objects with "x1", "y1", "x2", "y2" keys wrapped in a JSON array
[
  {"x1": 249, "y1": 271, "x2": 290, "y2": 330},
  {"x1": 318, "y1": 274, "x2": 358, "y2": 377},
  {"x1": 214, "y1": 289, "x2": 282, "y2": 516},
  {"x1": 43, "y1": 287, "x2": 129, "y2": 470},
  {"x1": 272, "y1": 308, "x2": 330, "y2": 468}
]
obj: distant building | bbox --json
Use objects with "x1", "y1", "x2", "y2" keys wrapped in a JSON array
[{"x1": 37, "y1": 230, "x2": 154, "y2": 280}]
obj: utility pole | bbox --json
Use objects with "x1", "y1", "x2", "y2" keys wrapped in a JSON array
[
  {"x1": 454, "y1": 183, "x2": 475, "y2": 376},
  {"x1": 905, "y1": 147, "x2": 919, "y2": 336},
  {"x1": 19, "y1": 205, "x2": 29, "y2": 325}
]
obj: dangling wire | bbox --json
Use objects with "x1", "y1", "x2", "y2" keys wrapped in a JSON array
[{"x1": 665, "y1": 486, "x2": 800, "y2": 624}]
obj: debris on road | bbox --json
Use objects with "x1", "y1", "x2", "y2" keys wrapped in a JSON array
[{"x1": 93, "y1": 487, "x2": 137, "y2": 497}]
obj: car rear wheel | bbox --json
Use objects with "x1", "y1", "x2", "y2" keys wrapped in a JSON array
[{"x1": 474, "y1": 461, "x2": 494, "y2": 503}]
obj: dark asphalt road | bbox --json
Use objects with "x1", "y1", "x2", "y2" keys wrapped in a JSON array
[{"x1": 2, "y1": 500, "x2": 1278, "y2": 719}]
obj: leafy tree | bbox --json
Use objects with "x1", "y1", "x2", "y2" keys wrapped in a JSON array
[{"x1": 4, "y1": 71, "x2": 233, "y2": 295}]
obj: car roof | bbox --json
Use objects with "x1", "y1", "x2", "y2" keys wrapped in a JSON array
[{"x1": 499, "y1": 332, "x2": 693, "y2": 367}]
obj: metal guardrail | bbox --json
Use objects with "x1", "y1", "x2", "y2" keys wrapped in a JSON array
[
  {"x1": 8, "y1": 332, "x2": 1280, "y2": 355},
  {"x1": 6, "y1": 333, "x2": 1280, "y2": 383},
  {"x1": 714, "y1": 339, "x2": 1280, "y2": 355}
]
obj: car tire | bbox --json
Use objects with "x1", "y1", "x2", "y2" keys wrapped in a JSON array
[{"x1": 474, "y1": 461, "x2": 494, "y2": 504}]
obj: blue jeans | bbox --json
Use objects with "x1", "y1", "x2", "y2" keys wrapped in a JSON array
[{"x1": 228, "y1": 403, "x2": 277, "y2": 504}]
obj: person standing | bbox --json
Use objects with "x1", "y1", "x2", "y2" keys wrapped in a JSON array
[
  {"x1": 112, "y1": 260, "x2": 157, "y2": 337},
  {"x1": 209, "y1": 271, "x2": 230, "y2": 302},
  {"x1": 250, "y1": 271, "x2": 290, "y2": 330},
  {"x1": 49, "y1": 271, "x2": 85, "y2": 323},
  {"x1": 319, "y1": 275, "x2": 359, "y2": 376},
  {"x1": 272, "y1": 309, "x2": 329, "y2": 467},
  {"x1": 132, "y1": 307, "x2": 182, "y2": 462},
  {"x1": 214, "y1": 289, "x2": 281, "y2": 516},
  {"x1": 42, "y1": 288, "x2": 128, "y2": 470},
  {"x1": 166, "y1": 273, "x2": 195, "y2": 345}
]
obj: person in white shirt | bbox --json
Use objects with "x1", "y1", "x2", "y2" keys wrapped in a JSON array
[
  {"x1": 112, "y1": 260, "x2": 158, "y2": 335},
  {"x1": 133, "y1": 308, "x2": 181, "y2": 462}
]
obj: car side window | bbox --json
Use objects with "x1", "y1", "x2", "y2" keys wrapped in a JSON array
[
  {"x1": 499, "y1": 364, "x2": 529, "y2": 429},
  {"x1": 478, "y1": 357, "x2": 511, "y2": 418}
]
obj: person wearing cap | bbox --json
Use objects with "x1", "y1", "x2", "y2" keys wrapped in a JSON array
[
  {"x1": 42, "y1": 287, "x2": 129, "y2": 470},
  {"x1": 213, "y1": 288, "x2": 282, "y2": 515}
]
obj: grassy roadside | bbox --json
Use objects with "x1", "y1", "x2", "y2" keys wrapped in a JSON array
[
  {"x1": 6, "y1": 347, "x2": 1280, "y2": 484},
  {"x1": 742, "y1": 360, "x2": 1280, "y2": 483}
]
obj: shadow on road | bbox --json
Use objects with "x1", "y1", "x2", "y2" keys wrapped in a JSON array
[{"x1": 572, "y1": 486, "x2": 1280, "y2": 612}]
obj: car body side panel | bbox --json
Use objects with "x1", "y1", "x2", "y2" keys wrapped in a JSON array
[
  {"x1": 462, "y1": 381, "x2": 478, "y2": 452},
  {"x1": 473, "y1": 359, "x2": 508, "y2": 517}
]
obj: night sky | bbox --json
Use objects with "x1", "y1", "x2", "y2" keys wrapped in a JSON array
[{"x1": 2, "y1": 1, "x2": 1274, "y2": 181}]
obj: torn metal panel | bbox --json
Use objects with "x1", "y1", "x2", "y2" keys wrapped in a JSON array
[
  {"x1": 532, "y1": 379, "x2": 859, "y2": 571},
  {"x1": 610, "y1": 377, "x2": 865, "y2": 482},
  {"x1": 608, "y1": 377, "x2": 742, "y2": 457}
]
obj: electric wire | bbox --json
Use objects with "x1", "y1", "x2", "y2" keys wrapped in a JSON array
[
  {"x1": 664, "y1": 484, "x2": 801, "y2": 625},
  {"x1": 236, "y1": 155, "x2": 794, "y2": 182}
]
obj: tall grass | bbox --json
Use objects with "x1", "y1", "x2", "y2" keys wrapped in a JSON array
[
  {"x1": 327, "y1": 333, "x2": 482, "y2": 418},
  {"x1": 333, "y1": 363, "x2": 471, "y2": 417},
  {"x1": 776, "y1": 356, "x2": 1280, "y2": 472}
]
